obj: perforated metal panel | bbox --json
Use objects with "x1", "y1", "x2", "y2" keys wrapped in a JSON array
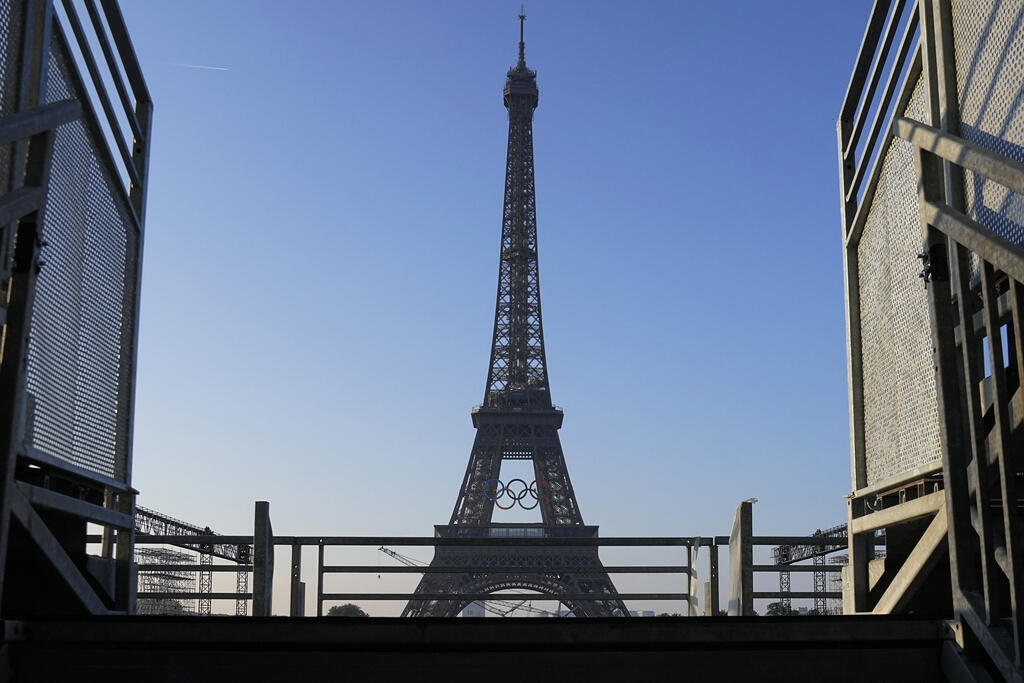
[
  {"x1": 0, "y1": 0, "x2": 22, "y2": 195},
  {"x1": 857, "y1": 74, "x2": 943, "y2": 486},
  {"x1": 951, "y1": 0, "x2": 1024, "y2": 251},
  {"x1": 23, "y1": 28, "x2": 138, "y2": 481}
]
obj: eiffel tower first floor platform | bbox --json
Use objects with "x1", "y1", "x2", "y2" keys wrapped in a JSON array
[
  {"x1": 402, "y1": 524, "x2": 629, "y2": 618},
  {"x1": 1, "y1": 615, "x2": 947, "y2": 682}
]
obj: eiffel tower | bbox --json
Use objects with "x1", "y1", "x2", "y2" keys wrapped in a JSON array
[{"x1": 402, "y1": 13, "x2": 627, "y2": 618}]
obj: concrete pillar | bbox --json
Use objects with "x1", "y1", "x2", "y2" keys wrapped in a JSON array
[
  {"x1": 728, "y1": 501, "x2": 753, "y2": 616},
  {"x1": 252, "y1": 501, "x2": 273, "y2": 617}
]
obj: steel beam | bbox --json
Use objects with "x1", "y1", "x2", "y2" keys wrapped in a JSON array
[
  {"x1": 850, "y1": 490, "x2": 945, "y2": 534},
  {"x1": 0, "y1": 98, "x2": 80, "y2": 146},
  {"x1": 15, "y1": 482, "x2": 131, "y2": 530},
  {"x1": 872, "y1": 508, "x2": 948, "y2": 614},
  {"x1": 895, "y1": 118, "x2": 1024, "y2": 196},
  {"x1": 8, "y1": 487, "x2": 108, "y2": 614}
]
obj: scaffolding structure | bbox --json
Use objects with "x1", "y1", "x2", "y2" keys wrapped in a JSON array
[
  {"x1": 771, "y1": 524, "x2": 848, "y2": 615},
  {"x1": 135, "y1": 506, "x2": 252, "y2": 616},
  {"x1": 136, "y1": 547, "x2": 196, "y2": 616}
]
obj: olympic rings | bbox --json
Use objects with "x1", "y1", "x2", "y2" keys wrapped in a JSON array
[
  {"x1": 482, "y1": 478, "x2": 552, "y2": 510},
  {"x1": 482, "y1": 478, "x2": 504, "y2": 501}
]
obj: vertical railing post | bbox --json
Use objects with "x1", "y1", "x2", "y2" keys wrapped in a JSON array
[
  {"x1": 252, "y1": 501, "x2": 273, "y2": 617},
  {"x1": 114, "y1": 489, "x2": 136, "y2": 614},
  {"x1": 708, "y1": 542, "x2": 720, "y2": 616},
  {"x1": 728, "y1": 501, "x2": 753, "y2": 616},
  {"x1": 317, "y1": 542, "x2": 324, "y2": 617},
  {"x1": 689, "y1": 541, "x2": 702, "y2": 617},
  {"x1": 686, "y1": 544, "x2": 694, "y2": 616},
  {"x1": 290, "y1": 542, "x2": 302, "y2": 617}
]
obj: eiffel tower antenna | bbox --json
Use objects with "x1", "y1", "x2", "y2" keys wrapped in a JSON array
[
  {"x1": 402, "y1": 14, "x2": 627, "y2": 619},
  {"x1": 518, "y1": 7, "x2": 526, "y2": 66}
]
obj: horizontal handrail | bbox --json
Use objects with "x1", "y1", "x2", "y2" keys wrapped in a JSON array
[
  {"x1": 322, "y1": 593, "x2": 690, "y2": 602},
  {"x1": 83, "y1": 0, "x2": 141, "y2": 139},
  {"x1": 751, "y1": 536, "x2": 846, "y2": 546},
  {"x1": 138, "y1": 565, "x2": 253, "y2": 573},
  {"x1": 321, "y1": 565, "x2": 691, "y2": 574},
  {"x1": 753, "y1": 592, "x2": 843, "y2": 600},
  {"x1": 59, "y1": 0, "x2": 140, "y2": 190},
  {"x1": 844, "y1": 0, "x2": 910, "y2": 159},
  {"x1": 839, "y1": 0, "x2": 894, "y2": 125},
  {"x1": 139, "y1": 592, "x2": 251, "y2": 601},
  {"x1": 137, "y1": 564, "x2": 694, "y2": 576},
  {"x1": 846, "y1": 4, "x2": 920, "y2": 203},
  {"x1": 134, "y1": 532, "x2": 830, "y2": 554},
  {"x1": 753, "y1": 565, "x2": 844, "y2": 573},
  {"x1": 136, "y1": 535, "x2": 713, "y2": 547}
]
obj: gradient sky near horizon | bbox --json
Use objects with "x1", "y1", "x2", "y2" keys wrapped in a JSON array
[{"x1": 116, "y1": 0, "x2": 875, "y2": 614}]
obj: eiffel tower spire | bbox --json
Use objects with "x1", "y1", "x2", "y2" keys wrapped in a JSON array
[
  {"x1": 402, "y1": 16, "x2": 626, "y2": 619},
  {"x1": 517, "y1": 8, "x2": 526, "y2": 67},
  {"x1": 485, "y1": 8, "x2": 546, "y2": 412}
]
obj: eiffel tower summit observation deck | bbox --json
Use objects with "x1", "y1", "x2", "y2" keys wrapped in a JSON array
[{"x1": 402, "y1": 13, "x2": 628, "y2": 618}]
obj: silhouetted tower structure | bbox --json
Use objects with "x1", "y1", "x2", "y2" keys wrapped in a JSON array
[{"x1": 403, "y1": 14, "x2": 626, "y2": 618}]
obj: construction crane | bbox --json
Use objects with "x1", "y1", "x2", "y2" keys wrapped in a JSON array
[{"x1": 377, "y1": 547, "x2": 563, "y2": 617}]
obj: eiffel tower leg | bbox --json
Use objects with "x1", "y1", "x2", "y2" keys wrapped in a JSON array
[{"x1": 450, "y1": 424, "x2": 502, "y2": 527}]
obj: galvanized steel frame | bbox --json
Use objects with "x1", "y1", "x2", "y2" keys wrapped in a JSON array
[
  {"x1": 841, "y1": 0, "x2": 1024, "y2": 679},
  {"x1": 0, "y1": 0, "x2": 151, "y2": 617}
]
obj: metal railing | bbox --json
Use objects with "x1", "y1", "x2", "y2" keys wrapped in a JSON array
[
  {"x1": 134, "y1": 502, "x2": 729, "y2": 617},
  {"x1": 726, "y1": 502, "x2": 844, "y2": 615},
  {"x1": 135, "y1": 500, "x2": 853, "y2": 619}
]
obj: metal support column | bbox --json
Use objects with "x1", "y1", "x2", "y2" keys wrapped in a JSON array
[
  {"x1": 317, "y1": 542, "x2": 324, "y2": 617},
  {"x1": 290, "y1": 542, "x2": 302, "y2": 617},
  {"x1": 708, "y1": 544, "x2": 720, "y2": 616}
]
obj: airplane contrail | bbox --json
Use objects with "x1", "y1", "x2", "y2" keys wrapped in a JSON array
[{"x1": 164, "y1": 62, "x2": 230, "y2": 72}]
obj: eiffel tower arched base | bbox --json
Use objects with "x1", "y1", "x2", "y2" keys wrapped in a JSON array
[{"x1": 402, "y1": 525, "x2": 628, "y2": 617}]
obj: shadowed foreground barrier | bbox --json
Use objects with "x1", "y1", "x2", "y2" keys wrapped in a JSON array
[{"x1": 2, "y1": 616, "x2": 945, "y2": 682}]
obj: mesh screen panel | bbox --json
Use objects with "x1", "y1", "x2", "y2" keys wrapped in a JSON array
[
  {"x1": 951, "y1": 0, "x2": 1024, "y2": 262},
  {"x1": 23, "y1": 29, "x2": 137, "y2": 481},
  {"x1": 857, "y1": 74, "x2": 943, "y2": 486},
  {"x1": 0, "y1": 0, "x2": 21, "y2": 195}
]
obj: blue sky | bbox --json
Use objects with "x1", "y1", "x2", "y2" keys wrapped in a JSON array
[{"x1": 117, "y1": 0, "x2": 873, "y2": 614}]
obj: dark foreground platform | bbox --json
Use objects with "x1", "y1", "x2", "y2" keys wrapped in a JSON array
[{"x1": 1, "y1": 615, "x2": 947, "y2": 682}]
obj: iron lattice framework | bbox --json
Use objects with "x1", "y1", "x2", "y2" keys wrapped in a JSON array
[
  {"x1": 404, "y1": 15, "x2": 625, "y2": 618},
  {"x1": 134, "y1": 506, "x2": 252, "y2": 616}
]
